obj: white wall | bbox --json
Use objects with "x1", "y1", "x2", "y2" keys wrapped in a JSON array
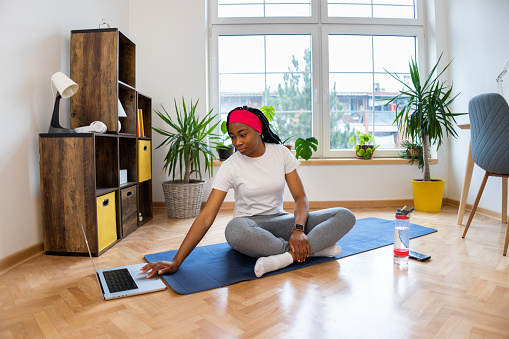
[
  {"x1": 0, "y1": 1, "x2": 129, "y2": 259},
  {"x1": 128, "y1": 0, "x2": 208, "y2": 203},
  {"x1": 445, "y1": 0, "x2": 509, "y2": 214}
]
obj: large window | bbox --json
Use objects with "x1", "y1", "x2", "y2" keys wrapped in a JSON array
[{"x1": 210, "y1": 0, "x2": 424, "y2": 158}]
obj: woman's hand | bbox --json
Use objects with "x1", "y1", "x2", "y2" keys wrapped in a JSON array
[
  {"x1": 140, "y1": 260, "x2": 180, "y2": 278},
  {"x1": 289, "y1": 231, "x2": 310, "y2": 263}
]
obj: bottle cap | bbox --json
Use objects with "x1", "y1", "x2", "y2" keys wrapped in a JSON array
[{"x1": 396, "y1": 207, "x2": 415, "y2": 216}]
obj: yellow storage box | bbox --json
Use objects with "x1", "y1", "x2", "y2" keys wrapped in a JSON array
[
  {"x1": 138, "y1": 140, "x2": 151, "y2": 182},
  {"x1": 97, "y1": 192, "x2": 117, "y2": 252}
]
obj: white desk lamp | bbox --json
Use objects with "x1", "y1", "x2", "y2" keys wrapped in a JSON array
[
  {"x1": 496, "y1": 58, "x2": 509, "y2": 96},
  {"x1": 49, "y1": 71, "x2": 79, "y2": 133}
]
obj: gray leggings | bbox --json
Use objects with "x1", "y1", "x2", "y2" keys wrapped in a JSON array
[{"x1": 224, "y1": 207, "x2": 356, "y2": 257}]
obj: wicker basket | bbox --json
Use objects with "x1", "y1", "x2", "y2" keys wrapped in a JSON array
[{"x1": 162, "y1": 180, "x2": 206, "y2": 219}]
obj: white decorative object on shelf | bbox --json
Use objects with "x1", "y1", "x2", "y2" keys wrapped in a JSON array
[
  {"x1": 496, "y1": 58, "x2": 509, "y2": 95},
  {"x1": 99, "y1": 18, "x2": 110, "y2": 29}
]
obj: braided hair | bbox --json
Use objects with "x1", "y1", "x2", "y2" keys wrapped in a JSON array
[{"x1": 226, "y1": 106, "x2": 281, "y2": 144}]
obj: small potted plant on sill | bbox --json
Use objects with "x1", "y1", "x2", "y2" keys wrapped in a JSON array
[
  {"x1": 385, "y1": 53, "x2": 465, "y2": 212},
  {"x1": 216, "y1": 121, "x2": 235, "y2": 160},
  {"x1": 349, "y1": 131, "x2": 380, "y2": 159},
  {"x1": 399, "y1": 140, "x2": 426, "y2": 171},
  {"x1": 153, "y1": 97, "x2": 221, "y2": 219},
  {"x1": 260, "y1": 105, "x2": 318, "y2": 160}
]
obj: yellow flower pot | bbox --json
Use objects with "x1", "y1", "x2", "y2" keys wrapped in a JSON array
[{"x1": 412, "y1": 179, "x2": 445, "y2": 212}]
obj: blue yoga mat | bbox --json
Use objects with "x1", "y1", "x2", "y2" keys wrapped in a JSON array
[{"x1": 144, "y1": 217, "x2": 436, "y2": 294}]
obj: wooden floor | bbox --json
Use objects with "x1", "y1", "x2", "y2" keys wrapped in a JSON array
[{"x1": 1, "y1": 205, "x2": 509, "y2": 338}]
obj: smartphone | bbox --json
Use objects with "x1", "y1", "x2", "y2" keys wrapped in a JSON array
[{"x1": 409, "y1": 251, "x2": 431, "y2": 262}]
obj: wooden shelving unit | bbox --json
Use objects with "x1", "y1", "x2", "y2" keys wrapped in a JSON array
[{"x1": 39, "y1": 28, "x2": 152, "y2": 256}]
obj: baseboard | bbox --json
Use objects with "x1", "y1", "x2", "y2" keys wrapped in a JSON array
[
  {"x1": 445, "y1": 198, "x2": 508, "y2": 221},
  {"x1": 154, "y1": 199, "x2": 427, "y2": 211},
  {"x1": 0, "y1": 242, "x2": 44, "y2": 276}
]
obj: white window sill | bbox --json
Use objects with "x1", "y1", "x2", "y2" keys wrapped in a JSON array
[{"x1": 213, "y1": 158, "x2": 438, "y2": 166}]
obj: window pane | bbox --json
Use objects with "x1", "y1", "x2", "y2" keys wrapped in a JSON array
[
  {"x1": 329, "y1": 73, "x2": 373, "y2": 93},
  {"x1": 327, "y1": 0, "x2": 416, "y2": 19},
  {"x1": 219, "y1": 74, "x2": 265, "y2": 116},
  {"x1": 328, "y1": 34, "x2": 416, "y2": 150},
  {"x1": 219, "y1": 36, "x2": 265, "y2": 73},
  {"x1": 328, "y1": 4, "x2": 372, "y2": 18},
  {"x1": 266, "y1": 4, "x2": 311, "y2": 17},
  {"x1": 329, "y1": 35, "x2": 372, "y2": 72},
  {"x1": 373, "y1": 5, "x2": 415, "y2": 19},
  {"x1": 218, "y1": 35, "x2": 312, "y2": 141},
  {"x1": 218, "y1": 1, "x2": 311, "y2": 18},
  {"x1": 373, "y1": 36, "x2": 415, "y2": 73},
  {"x1": 218, "y1": 4, "x2": 264, "y2": 18},
  {"x1": 266, "y1": 35, "x2": 310, "y2": 72},
  {"x1": 373, "y1": 0, "x2": 415, "y2": 5}
]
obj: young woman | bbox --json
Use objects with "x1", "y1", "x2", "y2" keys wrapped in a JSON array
[{"x1": 141, "y1": 106, "x2": 356, "y2": 278}]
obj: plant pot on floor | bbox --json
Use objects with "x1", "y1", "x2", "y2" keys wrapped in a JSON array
[
  {"x1": 162, "y1": 180, "x2": 206, "y2": 218},
  {"x1": 412, "y1": 179, "x2": 445, "y2": 212},
  {"x1": 217, "y1": 145, "x2": 234, "y2": 160}
]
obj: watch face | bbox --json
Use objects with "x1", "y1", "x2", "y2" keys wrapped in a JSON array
[{"x1": 295, "y1": 224, "x2": 304, "y2": 231}]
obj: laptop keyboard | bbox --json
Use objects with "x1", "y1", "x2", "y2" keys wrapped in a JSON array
[{"x1": 103, "y1": 268, "x2": 138, "y2": 293}]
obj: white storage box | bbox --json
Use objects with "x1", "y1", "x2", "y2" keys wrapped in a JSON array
[{"x1": 120, "y1": 169, "x2": 128, "y2": 185}]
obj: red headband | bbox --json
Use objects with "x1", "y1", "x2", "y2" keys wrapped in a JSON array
[{"x1": 228, "y1": 109, "x2": 263, "y2": 133}]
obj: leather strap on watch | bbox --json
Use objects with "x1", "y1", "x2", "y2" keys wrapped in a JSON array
[{"x1": 294, "y1": 223, "x2": 304, "y2": 232}]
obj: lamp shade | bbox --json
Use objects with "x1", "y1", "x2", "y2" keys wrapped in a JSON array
[
  {"x1": 118, "y1": 99, "x2": 127, "y2": 117},
  {"x1": 51, "y1": 72, "x2": 78, "y2": 98}
]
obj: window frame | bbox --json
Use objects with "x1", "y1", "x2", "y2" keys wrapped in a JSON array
[{"x1": 209, "y1": 0, "x2": 426, "y2": 159}]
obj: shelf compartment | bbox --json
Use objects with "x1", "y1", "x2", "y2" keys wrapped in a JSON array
[
  {"x1": 97, "y1": 191, "x2": 118, "y2": 252},
  {"x1": 137, "y1": 93, "x2": 152, "y2": 138},
  {"x1": 119, "y1": 83, "x2": 137, "y2": 135},
  {"x1": 138, "y1": 180, "x2": 153, "y2": 225},
  {"x1": 70, "y1": 29, "x2": 119, "y2": 133},
  {"x1": 95, "y1": 135, "x2": 118, "y2": 191},
  {"x1": 120, "y1": 186, "x2": 138, "y2": 237},
  {"x1": 138, "y1": 140, "x2": 152, "y2": 182},
  {"x1": 119, "y1": 136, "x2": 138, "y2": 185},
  {"x1": 119, "y1": 31, "x2": 136, "y2": 88}
]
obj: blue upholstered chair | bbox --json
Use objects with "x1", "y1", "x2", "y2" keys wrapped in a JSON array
[{"x1": 462, "y1": 93, "x2": 509, "y2": 255}]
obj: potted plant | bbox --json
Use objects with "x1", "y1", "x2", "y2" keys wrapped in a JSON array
[
  {"x1": 399, "y1": 140, "x2": 426, "y2": 171},
  {"x1": 260, "y1": 105, "x2": 318, "y2": 159},
  {"x1": 385, "y1": 53, "x2": 465, "y2": 212},
  {"x1": 216, "y1": 121, "x2": 235, "y2": 160},
  {"x1": 153, "y1": 97, "x2": 220, "y2": 219},
  {"x1": 349, "y1": 131, "x2": 380, "y2": 159},
  {"x1": 295, "y1": 136, "x2": 318, "y2": 160}
]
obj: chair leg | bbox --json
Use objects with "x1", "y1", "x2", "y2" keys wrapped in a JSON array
[
  {"x1": 463, "y1": 171, "x2": 490, "y2": 238},
  {"x1": 504, "y1": 222, "x2": 509, "y2": 256}
]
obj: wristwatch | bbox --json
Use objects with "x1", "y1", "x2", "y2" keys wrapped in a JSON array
[{"x1": 294, "y1": 224, "x2": 305, "y2": 232}]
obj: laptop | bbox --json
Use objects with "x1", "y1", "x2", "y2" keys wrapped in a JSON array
[{"x1": 81, "y1": 223, "x2": 167, "y2": 300}]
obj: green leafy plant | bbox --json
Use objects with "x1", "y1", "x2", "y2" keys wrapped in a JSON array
[
  {"x1": 349, "y1": 131, "x2": 380, "y2": 159},
  {"x1": 295, "y1": 137, "x2": 318, "y2": 160},
  {"x1": 399, "y1": 140, "x2": 426, "y2": 171},
  {"x1": 385, "y1": 53, "x2": 465, "y2": 181},
  {"x1": 153, "y1": 97, "x2": 220, "y2": 183},
  {"x1": 217, "y1": 120, "x2": 233, "y2": 149},
  {"x1": 260, "y1": 105, "x2": 318, "y2": 160}
]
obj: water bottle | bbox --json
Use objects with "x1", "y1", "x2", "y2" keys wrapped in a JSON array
[{"x1": 394, "y1": 206, "x2": 414, "y2": 266}]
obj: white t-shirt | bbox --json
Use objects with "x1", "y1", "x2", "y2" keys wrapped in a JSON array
[{"x1": 212, "y1": 143, "x2": 300, "y2": 218}]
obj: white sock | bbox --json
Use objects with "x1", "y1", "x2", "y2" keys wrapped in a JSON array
[
  {"x1": 310, "y1": 244, "x2": 342, "y2": 257},
  {"x1": 254, "y1": 252, "x2": 294, "y2": 278}
]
